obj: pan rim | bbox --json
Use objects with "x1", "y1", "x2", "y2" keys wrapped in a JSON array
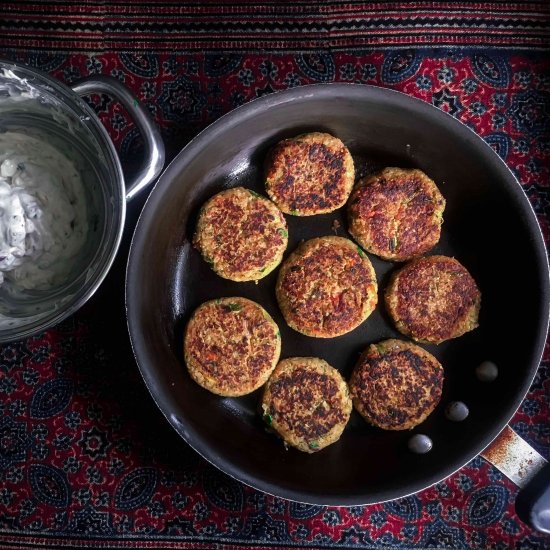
[{"x1": 126, "y1": 83, "x2": 550, "y2": 505}]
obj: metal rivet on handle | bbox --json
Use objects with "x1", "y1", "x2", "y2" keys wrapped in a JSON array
[
  {"x1": 476, "y1": 361, "x2": 499, "y2": 382},
  {"x1": 445, "y1": 401, "x2": 469, "y2": 422},
  {"x1": 408, "y1": 434, "x2": 433, "y2": 454}
]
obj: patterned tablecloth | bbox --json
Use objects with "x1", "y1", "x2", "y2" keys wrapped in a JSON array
[{"x1": 0, "y1": 2, "x2": 549, "y2": 549}]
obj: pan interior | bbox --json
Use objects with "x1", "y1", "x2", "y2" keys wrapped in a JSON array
[{"x1": 127, "y1": 85, "x2": 549, "y2": 504}]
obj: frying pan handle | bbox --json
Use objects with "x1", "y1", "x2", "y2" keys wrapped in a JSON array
[
  {"x1": 481, "y1": 425, "x2": 550, "y2": 533},
  {"x1": 516, "y1": 462, "x2": 550, "y2": 533},
  {"x1": 71, "y1": 75, "x2": 165, "y2": 201}
]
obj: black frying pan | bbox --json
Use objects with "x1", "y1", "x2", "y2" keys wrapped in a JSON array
[{"x1": 126, "y1": 84, "x2": 549, "y2": 505}]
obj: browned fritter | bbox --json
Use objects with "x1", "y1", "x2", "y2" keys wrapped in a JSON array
[
  {"x1": 349, "y1": 339, "x2": 443, "y2": 430},
  {"x1": 347, "y1": 167, "x2": 445, "y2": 261},
  {"x1": 265, "y1": 132, "x2": 355, "y2": 216},
  {"x1": 193, "y1": 187, "x2": 288, "y2": 282},
  {"x1": 385, "y1": 255, "x2": 481, "y2": 344},
  {"x1": 276, "y1": 236, "x2": 378, "y2": 338},
  {"x1": 184, "y1": 297, "x2": 281, "y2": 396},
  {"x1": 261, "y1": 357, "x2": 352, "y2": 452}
]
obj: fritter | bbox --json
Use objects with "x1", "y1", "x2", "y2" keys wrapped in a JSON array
[
  {"x1": 276, "y1": 236, "x2": 378, "y2": 338},
  {"x1": 347, "y1": 167, "x2": 445, "y2": 261},
  {"x1": 261, "y1": 357, "x2": 352, "y2": 453},
  {"x1": 184, "y1": 297, "x2": 281, "y2": 396},
  {"x1": 385, "y1": 255, "x2": 481, "y2": 344},
  {"x1": 193, "y1": 186, "x2": 288, "y2": 282},
  {"x1": 265, "y1": 132, "x2": 355, "y2": 216},
  {"x1": 349, "y1": 339, "x2": 444, "y2": 430}
]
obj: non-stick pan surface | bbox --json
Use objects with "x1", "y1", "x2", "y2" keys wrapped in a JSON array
[{"x1": 126, "y1": 84, "x2": 549, "y2": 505}]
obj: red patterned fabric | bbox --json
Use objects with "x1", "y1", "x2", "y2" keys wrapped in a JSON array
[{"x1": 0, "y1": 3, "x2": 549, "y2": 549}]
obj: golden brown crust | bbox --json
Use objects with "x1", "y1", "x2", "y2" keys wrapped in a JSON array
[
  {"x1": 265, "y1": 132, "x2": 355, "y2": 216},
  {"x1": 276, "y1": 236, "x2": 378, "y2": 338},
  {"x1": 349, "y1": 339, "x2": 443, "y2": 430},
  {"x1": 261, "y1": 357, "x2": 352, "y2": 453},
  {"x1": 347, "y1": 167, "x2": 445, "y2": 261},
  {"x1": 184, "y1": 297, "x2": 281, "y2": 396},
  {"x1": 385, "y1": 255, "x2": 481, "y2": 344},
  {"x1": 193, "y1": 187, "x2": 288, "y2": 281}
]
